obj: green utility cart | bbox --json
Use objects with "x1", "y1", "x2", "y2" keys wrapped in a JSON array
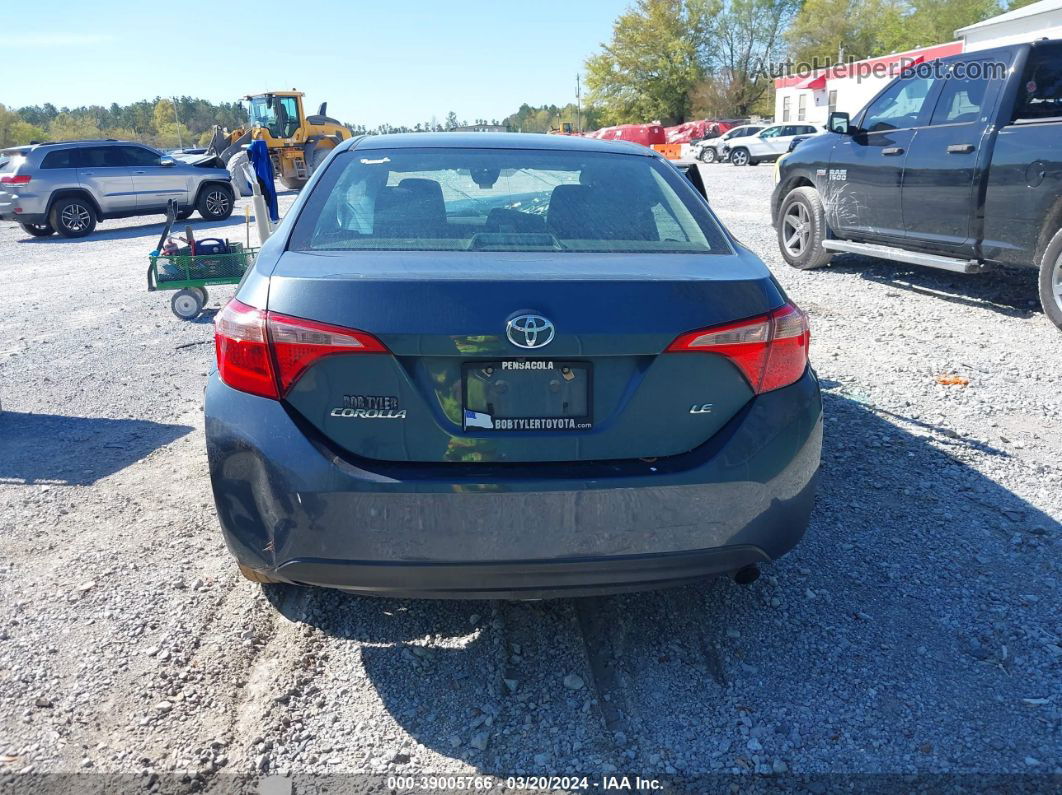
[{"x1": 147, "y1": 201, "x2": 258, "y2": 320}]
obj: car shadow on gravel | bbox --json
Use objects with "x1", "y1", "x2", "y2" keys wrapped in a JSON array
[
  {"x1": 820, "y1": 255, "x2": 1040, "y2": 319},
  {"x1": 264, "y1": 393, "x2": 1060, "y2": 774},
  {"x1": 0, "y1": 411, "x2": 192, "y2": 485}
]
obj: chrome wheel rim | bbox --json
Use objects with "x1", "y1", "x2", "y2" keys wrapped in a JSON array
[
  {"x1": 205, "y1": 190, "x2": 229, "y2": 216},
  {"x1": 173, "y1": 294, "x2": 199, "y2": 316},
  {"x1": 782, "y1": 202, "x2": 811, "y2": 258},
  {"x1": 703, "y1": 148, "x2": 716, "y2": 163},
  {"x1": 61, "y1": 204, "x2": 90, "y2": 231},
  {"x1": 733, "y1": 151, "x2": 747, "y2": 165},
  {"x1": 1053, "y1": 253, "x2": 1062, "y2": 313}
]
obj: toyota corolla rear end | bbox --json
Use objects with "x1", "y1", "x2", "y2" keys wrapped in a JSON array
[{"x1": 204, "y1": 133, "x2": 822, "y2": 599}]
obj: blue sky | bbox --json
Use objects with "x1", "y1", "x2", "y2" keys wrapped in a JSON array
[{"x1": 3, "y1": 0, "x2": 630, "y2": 127}]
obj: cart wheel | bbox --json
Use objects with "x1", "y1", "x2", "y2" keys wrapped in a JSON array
[
  {"x1": 194, "y1": 287, "x2": 209, "y2": 306},
  {"x1": 170, "y1": 289, "x2": 204, "y2": 320}
]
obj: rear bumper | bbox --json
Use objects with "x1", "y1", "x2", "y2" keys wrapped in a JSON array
[
  {"x1": 1, "y1": 212, "x2": 48, "y2": 224},
  {"x1": 0, "y1": 188, "x2": 47, "y2": 224},
  {"x1": 205, "y1": 369, "x2": 823, "y2": 599}
]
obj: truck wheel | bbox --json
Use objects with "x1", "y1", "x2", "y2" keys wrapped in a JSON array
[
  {"x1": 1038, "y1": 228, "x2": 1062, "y2": 331},
  {"x1": 19, "y1": 222, "x2": 55, "y2": 237},
  {"x1": 308, "y1": 145, "x2": 331, "y2": 175},
  {"x1": 50, "y1": 197, "x2": 97, "y2": 238},
  {"x1": 778, "y1": 187, "x2": 832, "y2": 270},
  {"x1": 699, "y1": 147, "x2": 717, "y2": 164},
  {"x1": 197, "y1": 184, "x2": 234, "y2": 220},
  {"x1": 280, "y1": 176, "x2": 307, "y2": 190},
  {"x1": 730, "y1": 148, "x2": 750, "y2": 167}
]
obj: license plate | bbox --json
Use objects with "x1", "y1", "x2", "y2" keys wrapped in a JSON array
[{"x1": 462, "y1": 361, "x2": 592, "y2": 431}]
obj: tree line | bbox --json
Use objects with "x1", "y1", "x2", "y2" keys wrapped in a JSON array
[
  {"x1": 0, "y1": 94, "x2": 592, "y2": 149},
  {"x1": 0, "y1": 95, "x2": 550, "y2": 149}
]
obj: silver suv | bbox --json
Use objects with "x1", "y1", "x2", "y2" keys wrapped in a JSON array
[{"x1": 0, "y1": 140, "x2": 235, "y2": 238}]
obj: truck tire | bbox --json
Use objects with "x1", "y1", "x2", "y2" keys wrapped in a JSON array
[
  {"x1": 730, "y1": 148, "x2": 750, "y2": 167},
  {"x1": 778, "y1": 187, "x2": 832, "y2": 270},
  {"x1": 197, "y1": 184, "x2": 234, "y2": 221},
  {"x1": 50, "y1": 197, "x2": 97, "y2": 238},
  {"x1": 1038, "y1": 228, "x2": 1062, "y2": 331},
  {"x1": 308, "y1": 144, "x2": 331, "y2": 175},
  {"x1": 280, "y1": 176, "x2": 307, "y2": 190}
]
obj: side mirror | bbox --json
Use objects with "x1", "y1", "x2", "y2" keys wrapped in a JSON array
[
  {"x1": 828, "y1": 112, "x2": 851, "y2": 134},
  {"x1": 160, "y1": 157, "x2": 176, "y2": 167}
]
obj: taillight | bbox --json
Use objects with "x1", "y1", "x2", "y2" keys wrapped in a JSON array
[
  {"x1": 667, "y1": 303, "x2": 810, "y2": 394},
  {"x1": 215, "y1": 301, "x2": 276, "y2": 399},
  {"x1": 214, "y1": 300, "x2": 387, "y2": 399},
  {"x1": 268, "y1": 311, "x2": 386, "y2": 394},
  {"x1": 0, "y1": 175, "x2": 31, "y2": 185}
]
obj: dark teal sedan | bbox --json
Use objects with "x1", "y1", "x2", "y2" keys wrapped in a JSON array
[{"x1": 205, "y1": 133, "x2": 821, "y2": 598}]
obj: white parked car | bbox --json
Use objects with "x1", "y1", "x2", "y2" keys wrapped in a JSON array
[
  {"x1": 723, "y1": 123, "x2": 824, "y2": 166},
  {"x1": 691, "y1": 125, "x2": 765, "y2": 163}
]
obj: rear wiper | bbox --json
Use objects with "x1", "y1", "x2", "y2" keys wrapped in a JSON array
[{"x1": 465, "y1": 232, "x2": 564, "y2": 251}]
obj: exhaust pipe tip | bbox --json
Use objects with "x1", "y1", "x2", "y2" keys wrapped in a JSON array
[{"x1": 733, "y1": 564, "x2": 760, "y2": 586}]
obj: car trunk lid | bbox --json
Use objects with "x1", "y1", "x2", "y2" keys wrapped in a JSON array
[{"x1": 266, "y1": 250, "x2": 786, "y2": 463}]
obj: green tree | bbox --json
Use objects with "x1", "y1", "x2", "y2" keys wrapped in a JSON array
[
  {"x1": 786, "y1": 0, "x2": 909, "y2": 65},
  {"x1": 904, "y1": 0, "x2": 1002, "y2": 47},
  {"x1": 702, "y1": 0, "x2": 802, "y2": 117},
  {"x1": 47, "y1": 113, "x2": 102, "y2": 141},
  {"x1": 585, "y1": 0, "x2": 717, "y2": 125},
  {"x1": 444, "y1": 111, "x2": 460, "y2": 130}
]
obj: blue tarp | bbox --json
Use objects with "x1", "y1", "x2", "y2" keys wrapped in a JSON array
[{"x1": 247, "y1": 139, "x2": 280, "y2": 222}]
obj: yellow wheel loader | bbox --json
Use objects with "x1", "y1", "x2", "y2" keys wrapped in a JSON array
[{"x1": 207, "y1": 90, "x2": 353, "y2": 190}]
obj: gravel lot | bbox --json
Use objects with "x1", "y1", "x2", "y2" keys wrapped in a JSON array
[{"x1": 0, "y1": 167, "x2": 1059, "y2": 789}]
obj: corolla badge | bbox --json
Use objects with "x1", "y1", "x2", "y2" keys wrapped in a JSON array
[{"x1": 506, "y1": 314, "x2": 555, "y2": 349}]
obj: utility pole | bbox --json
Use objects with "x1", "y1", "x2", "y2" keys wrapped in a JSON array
[
  {"x1": 171, "y1": 97, "x2": 184, "y2": 149},
  {"x1": 576, "y1": 74, "x2": 582, "y2": 133}
]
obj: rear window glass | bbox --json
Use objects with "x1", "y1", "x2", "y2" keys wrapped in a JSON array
[
  {"x1": 41, "y1": 149, "x2": 79, "y2": 169},
  {"x1": 289, "y1": 148, "x2": 730, "y2": 254},
  {"x1": 0, "y1": 155, "x2": 23, "y2": 173},
  {"x1": 1014, "y1": 44, "x2": 1062, "y2": 122}
]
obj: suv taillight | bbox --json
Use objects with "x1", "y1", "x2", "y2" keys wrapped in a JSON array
[
  {"x1": 215, "y1": 300, "x2": 387, "y2": 399},
  {"x1": 667, "y1": 303, "x2": 810, "y2": 394},
  {"x1": 0, "y1": 175, "x2": 31, "y2": 185}
]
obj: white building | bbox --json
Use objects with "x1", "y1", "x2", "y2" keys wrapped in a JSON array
[
  {"x1": 956, "y1": 0, "x2": 1062, "y2": 51},
  {"x1": 773, "y1": 0, "x2": 1062, "y2": 124},
  {"x1": 773, "y1": 43, "x2": 963, "y2": 125}
]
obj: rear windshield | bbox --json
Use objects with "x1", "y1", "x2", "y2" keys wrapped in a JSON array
[
  {"x1": 0, "y1": 155, "x2": 21, "y2": 174},
  {"x1": 1014, "y1": 43, "x2": 1062, "y2": 123},
  {"x1": 289, "y1": 147, "x2": 731, "y2": 254}
]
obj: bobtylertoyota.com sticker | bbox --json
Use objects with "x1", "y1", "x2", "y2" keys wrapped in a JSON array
[
  {"x1": 331, "y1": 394, "x2": 406, "y2": 419},
  {"x1": 463, "y1": 411, "x2": 592, "y2": 431}
]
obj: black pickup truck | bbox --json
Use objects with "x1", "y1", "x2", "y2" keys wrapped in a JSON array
[{"x1": 771, "y1": 39, "x2": 1062, "y2": 330}]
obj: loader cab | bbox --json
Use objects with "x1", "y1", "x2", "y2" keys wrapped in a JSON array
[{"x1": 245, "y1": 92, "x2": 304, "y2": 140}]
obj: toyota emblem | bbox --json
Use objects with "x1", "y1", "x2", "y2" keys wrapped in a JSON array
[{"x1": 506, "y1": 314, "x2": 555, "y2": 349}]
